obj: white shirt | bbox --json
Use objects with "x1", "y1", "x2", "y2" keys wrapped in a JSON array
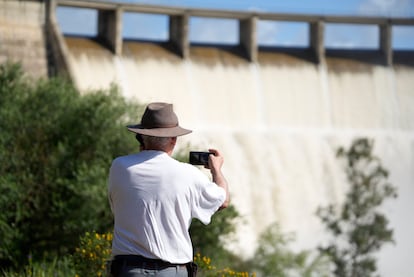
[{"x1": 108, "y1": 150, "x2": 226, "y2": 263}]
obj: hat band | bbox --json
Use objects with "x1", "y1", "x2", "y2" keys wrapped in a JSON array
[{"x1": 143, "y1": 123, "x2": 178, "y2": 129}]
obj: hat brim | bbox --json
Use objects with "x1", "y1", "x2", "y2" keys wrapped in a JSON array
[{"x1": 127, "y1": 124, "x2": 192, "y2": 137}]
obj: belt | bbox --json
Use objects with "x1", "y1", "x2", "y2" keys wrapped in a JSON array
[{"x1": 113, "y1": 255, "x2": 187, "y2": 270}]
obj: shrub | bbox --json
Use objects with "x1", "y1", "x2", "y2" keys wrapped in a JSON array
[
  {"x1": 0, "y1": 256, "x2": 75, "y2": 277},
  {"x1": 72, "y1": 231, "x2": 112, "y2": 276},
  {"x1": 190, "y1": 205, "x2": 240, "y2": 267},
  {"x1": 194, "y1": 253, "x2": 256, "y2": 277},
  {"x1": 250, "y1": 223, "x2": 330, "y2": 277},
  {"x1": 0, "y1": 62, "x2": 142, "y2": 268}
]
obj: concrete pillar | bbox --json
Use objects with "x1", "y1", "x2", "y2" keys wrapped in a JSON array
[
  {"x1": 239, "y1": 16, "x2": 257, "y2": 63},
  {"x1": 310, "y1": 20, "x2": 325, "y2": 64},
  {"x1": 380, "y1": 23, "x2": 392, "y2": 66},
  {"x1": 45, "y1": 0, "x2": 56, "y2": 24},
  {"x1": 98, "y1": 8, "x2": 123, "y2": 55},
  {"x1": 44, "y1": 0, "x2": 73, "y2": 79},
  {"x1": 169, "y1": 14, "x2": 189, "y2": 59}
]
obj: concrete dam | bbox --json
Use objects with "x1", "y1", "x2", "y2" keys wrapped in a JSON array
[{"x1": 1, "y1": 0, "x2": 414, "y2": 276}]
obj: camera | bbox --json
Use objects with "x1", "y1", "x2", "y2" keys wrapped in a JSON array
[{"x1": 189, "y1": 151, "x2": 211, "y2": 166}]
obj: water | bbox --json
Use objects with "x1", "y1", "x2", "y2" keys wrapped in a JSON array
[{"x1": 66, "y1": 39, "x2": 414, "y2": 276}]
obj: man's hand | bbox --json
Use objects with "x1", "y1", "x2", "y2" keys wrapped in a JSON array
[{"x1": 205, "y1": 148, "x2": 223, "y2": 171}]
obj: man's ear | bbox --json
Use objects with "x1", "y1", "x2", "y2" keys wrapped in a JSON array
[{"x1": 166, "y1": 137, "x2": 177, "y2": 155}]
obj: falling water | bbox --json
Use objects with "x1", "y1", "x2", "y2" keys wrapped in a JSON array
[{"x1": 66, "y1": 39, "x2": 414, "y2": 276}]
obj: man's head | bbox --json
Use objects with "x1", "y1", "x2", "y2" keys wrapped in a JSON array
[
  {"x1": 127, "y1": 102, "x2": 191, "y2": 153},
  {"x1": 127, "y1": 102, "x2": 192, "y2": 137}
]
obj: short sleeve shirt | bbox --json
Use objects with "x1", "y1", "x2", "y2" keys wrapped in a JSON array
[{"x1": 108, "y1": 150, "x2": 226, "y2": 263}]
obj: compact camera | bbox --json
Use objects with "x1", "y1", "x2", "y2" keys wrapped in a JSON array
[{"x1": 189, "y1": 151, "x2": 211, "y2": 166}]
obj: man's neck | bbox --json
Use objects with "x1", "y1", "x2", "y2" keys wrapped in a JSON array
[{"x1": 143, "y1": 147, "x2": 173, "y2": 156}]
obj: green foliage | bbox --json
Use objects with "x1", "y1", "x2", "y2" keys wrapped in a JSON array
[
  {"x1": 250, "y1": 223, "x2": 330, "y2": 277},
  {"x1": 0, "y1": 62, "x2": 142, "y2": 268},
  {"x1": 0, "y1": 256, "x2": 75, "y2": 277},
  {"x1": 72, "y1": 231, "x2": 112, "y2": 276},
  {"x1": 194, "y1": 253, "x2": 256, "y2": 277},
  {"x1": 190, "y1": 205, "x2": 241, "y2": 269},
  {"x1": 317, "y1": 138, "x2": 397, "y2": 277}
]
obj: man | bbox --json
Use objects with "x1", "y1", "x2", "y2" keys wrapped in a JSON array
[{"x1": 108, "y1": 102, "x2": 230, "y2": 277}]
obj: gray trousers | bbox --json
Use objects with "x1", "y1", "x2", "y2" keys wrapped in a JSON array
[{"x1": 117, "y1": 265, "x2": 187, "y2": 276}]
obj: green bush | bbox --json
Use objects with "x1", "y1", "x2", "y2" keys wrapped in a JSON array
[
  {"x1": 250, "y1": 223, "x2": 330, "y2": 277},
  {"x1": 72, "y1": 231, "x2": 112, "y2": 276},
  {"x1": 190, "y1": 205, "x2": 241, "y2": 269},
  {"x1": 194, "y1": 253, "x2": 256, "y2": 277},
  {"x1": 0, "y1": 62, "x2": 142, "y2": 268},
  {"x1": 0, "y1": 256, "x2": 75, "y2": 277}
]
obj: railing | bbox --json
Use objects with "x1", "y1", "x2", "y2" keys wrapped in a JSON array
[{"x1": 53, "y1": 0, "x2": 414, "y2": 65}]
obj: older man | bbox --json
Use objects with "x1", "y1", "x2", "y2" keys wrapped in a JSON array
[{"x1": 108, "y1": 102, "x2": 229, "y2": 277}]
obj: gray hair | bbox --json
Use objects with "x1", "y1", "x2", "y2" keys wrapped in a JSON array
[{"x1": 142, "y1": 135, "x2": 172, "y2": 150}]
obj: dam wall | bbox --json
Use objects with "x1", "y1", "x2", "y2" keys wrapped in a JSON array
[
  {"x1": 1, "y1": 0, "x2": 414, "y2": 276},
  {"x1": 0, "y1": 0, "x2": 48, "y2": 78}
]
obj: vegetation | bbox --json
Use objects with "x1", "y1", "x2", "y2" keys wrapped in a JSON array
[
  {"x1": 194, "y1": 253, "x2": 255, "y2": 277},
  {"x1": 190, "y1": 206, "x2": 243, "y2": 270},
  {"x1": 0, "y1": 62, "x2": 140, "y2": 268},
  {"x1": 251, "y1": 223, "x2": 330, "y2": 277},
  {"x1": 317, "y1": 138, "x2": 398, "y2": 277},
  {"x1": 72, "y1": 231, "x2": 112, "y2": 277},
  {"x1": 0, "y1": 257, "x2": 75, "y2": 277}
]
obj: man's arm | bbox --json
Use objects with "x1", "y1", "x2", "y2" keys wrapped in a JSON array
[{"x1": 207, "y1": 148, "x2": 230, "y2": 209}]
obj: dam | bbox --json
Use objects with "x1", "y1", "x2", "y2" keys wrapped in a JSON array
[{"x1": 1, "y1": 0, "x2": 414, "y2": 276}]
